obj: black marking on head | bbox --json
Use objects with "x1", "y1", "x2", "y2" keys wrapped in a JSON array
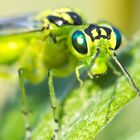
[
  {"x1": 84, "y1": 24, "x2": 112, "y2": 41},
  {"x1": 66, "y1": 12, "x2": 83, "y2": 25},
  {"x1": 112, "y1": 27, "x2": 122, "y2": 50},
  {"x1": 47, "y1": 15, "x2": 71, "y2": 26},
  {"x1": 98, "y1": 26, "x2": 112, "y2": 39},
  {"x1": 72, "y1": 30, "x2": 88, "y2": 54},
  {"x1": 84, "y1": 24, "x2": 98, "y2": 41}
]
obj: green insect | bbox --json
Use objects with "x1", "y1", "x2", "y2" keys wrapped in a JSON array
[{"x1": 0, "y1": 7, "x2": 139, "y2": 140}]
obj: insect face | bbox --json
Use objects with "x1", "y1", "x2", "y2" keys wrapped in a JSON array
[
  {"x1": 68, "y1": 24, "x2": 122, "y2": 76},
  {"x1": 98, "y1": 23, "x2": 122, "y2": 50}
]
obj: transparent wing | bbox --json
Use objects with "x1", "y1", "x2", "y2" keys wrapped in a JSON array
[{"x1": 0, "y1": 13, "x2": 42, "y2": 36}]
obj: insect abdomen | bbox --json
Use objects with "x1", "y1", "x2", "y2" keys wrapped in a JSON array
[{"x1": 0, "y1": 36, "x2": 26, "y2": 64}]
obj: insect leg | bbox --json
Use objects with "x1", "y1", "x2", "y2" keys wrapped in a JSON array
[
  {"x1": 48, "y1": 69, "x2": 59, "y2": 140},
  {"x1": 90, "y1": 48, "x2": 101, "y2": 66},
  {"x1": 75, "y1": 64, "x2": 85, "y2": 86},
  {"x1": 75, "y1": 48, "x2": 101, "y2": 85},
  {"x1": 18, "y1": 68, "x2": 31, "y2": 140},
  {"x1": 88, "y1": 48, "x2": 101, "y2": 78},
  {"x1": 111, "y1": 52, "x2": 140, "y2": 95}
]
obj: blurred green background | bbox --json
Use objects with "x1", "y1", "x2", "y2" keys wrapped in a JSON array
[{"x1": 0, "y1": 0, "x2": 140, "y2": 140}]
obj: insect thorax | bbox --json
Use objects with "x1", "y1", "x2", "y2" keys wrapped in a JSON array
[{"x1": 39, "y1": 7, "x2": 84, "y2": 30}]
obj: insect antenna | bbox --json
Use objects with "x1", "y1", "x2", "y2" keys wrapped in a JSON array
[{"x1": 111, "y1": 52, "x2": 140, "y2": 96}]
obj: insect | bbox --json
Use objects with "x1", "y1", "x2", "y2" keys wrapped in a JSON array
[{"x1": 0, "y1": 7, "x2": 139, "y2": 140}]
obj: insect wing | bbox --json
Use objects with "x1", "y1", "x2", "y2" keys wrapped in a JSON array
[{"x1": 0, "y1": 13, "x2": 42, "y2": 36}]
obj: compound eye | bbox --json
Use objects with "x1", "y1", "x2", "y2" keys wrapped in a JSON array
[
  {"x1": 72, "y1": 30, "x2": 88, "y2": 54},
  {"x1": 113, "y1": 27, "x2": 122, "y2": 50}
]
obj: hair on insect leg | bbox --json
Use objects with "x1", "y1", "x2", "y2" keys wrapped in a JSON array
[{"x1": 48, "y1": 69, "x2": 60, "y2": 140}]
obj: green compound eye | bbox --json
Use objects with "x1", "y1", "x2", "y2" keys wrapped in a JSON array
[
  {"x1": 72, "y1": 30, "x2": 88, "y2": 54},
  {"x1": 112, "y1": 27, "x2": 122, "y2": 50}
]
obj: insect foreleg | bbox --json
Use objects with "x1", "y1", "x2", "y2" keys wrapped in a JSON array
[
  {"x1": 75, "y1": 48, "x2": 101, "y2": 85},
  {"x1": 111, "y1": 51, "x2": 140, "y2": 95},
  {"x1": 18, "y1": 68, "x2": 32, "y2": 140},
  {"x1": 88, "y1": 48, "x2": 101, "y2": 78},
  {"x1": 90, "y1": 48, "x2": 101, "y2": 68},
  {"x1": 75, "y1": 64, "x2": 85, "y2": 86},
  {"x1": 48, "y1": 69, "x2": 60, "y2": 140}
]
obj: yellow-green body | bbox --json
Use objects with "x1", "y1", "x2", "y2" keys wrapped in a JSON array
[
  {"x1": 0, "y1": 27, "x2": 79, "y2": 83},
  {"x1": 1, "y1": 8, "x2": 139, "y2": 140},
  {"x1": 0, "y1": 7, "x2": 121, "y2": 84},
  {"x1": 0, "y1": 7, "x2": 84, "y2": 83}
]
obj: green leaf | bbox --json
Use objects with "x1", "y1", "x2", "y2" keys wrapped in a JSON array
[{"x1": 32, "y1": 34, "x2": 140, "y2": 140}]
